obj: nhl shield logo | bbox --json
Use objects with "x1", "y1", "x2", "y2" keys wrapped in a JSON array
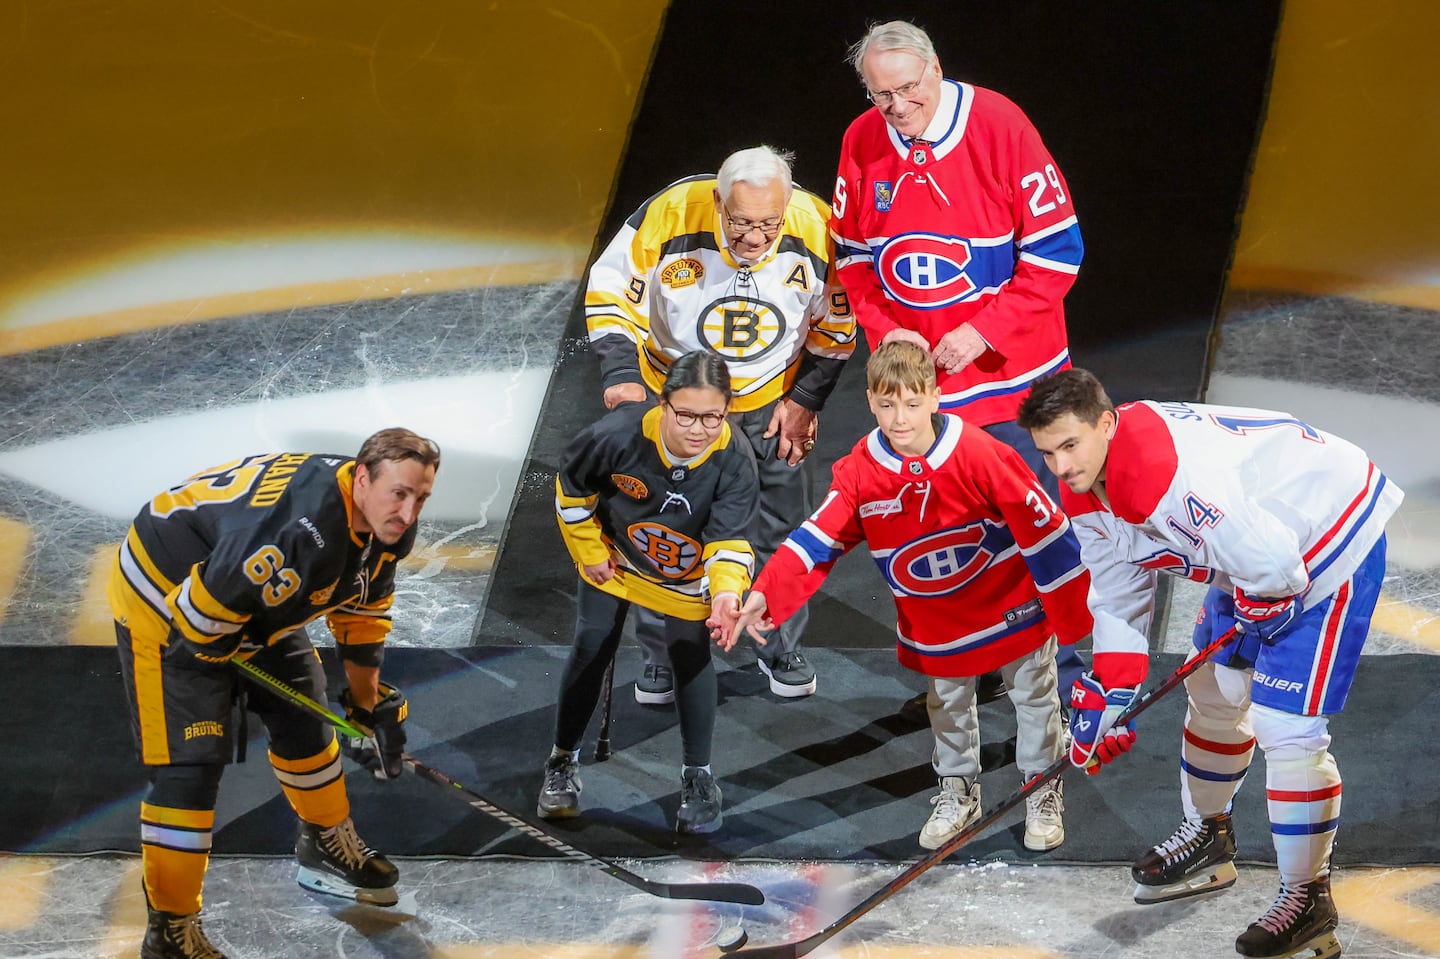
[
  {"x1": 912, "y1": 148, "x2": 927, "y2": 166},
  {"x1": 874, "y1": 181, "x2": 893, "y2": 212}
]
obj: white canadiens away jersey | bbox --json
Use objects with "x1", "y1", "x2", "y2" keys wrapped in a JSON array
[
  {"x1": 1061, "y1": 400, "x2": 1404, "y2": 686},
  {"x1": 755, "y1": 414, "x2": 1091, "y2": 676},
  {"x1": 586, "y1": 176, "x2": 856, "y2": 413}
]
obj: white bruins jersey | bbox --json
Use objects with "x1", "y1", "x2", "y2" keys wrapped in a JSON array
[{"x1": 585, "y1": 175, "x2": 857, "y2": 413}]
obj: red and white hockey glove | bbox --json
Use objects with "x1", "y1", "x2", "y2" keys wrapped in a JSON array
[
  {"x1": 1068, "y1": 671, "x2": 1137, "y2": 775},
  {"x1": 1233, "y1": 589, "x2": 1303, "y2": 645}
]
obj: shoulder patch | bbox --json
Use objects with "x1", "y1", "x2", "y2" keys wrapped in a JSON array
[
  {"x1": 309, "y1": 580, "x2": 338, "y2": 605},
  {"x1": 660, "y1": 258, "x2": 705, "y2": 289},
  {"x1": 611, "y1": 473, "x2": 650, "y2": 500}
]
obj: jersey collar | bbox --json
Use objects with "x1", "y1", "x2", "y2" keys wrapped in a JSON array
[
  {"x1": 886, "y1": 79, "x2": 969, "y2": 163},
  {"x1": 867, "y1": 412, "x2": 964, "y2": 473},
  {"x1": 642, "y1": 404, "x2": 732, "y2": 470}
]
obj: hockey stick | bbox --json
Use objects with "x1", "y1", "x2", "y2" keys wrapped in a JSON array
[
  {"x1": 595, "y1": 657, "x2": 615, "y2": 762},
  {"x1": 233, "y1": 657, "x2": 765, "y2": 906},
  {"x1": 729, "y1": 627, "x2": 1241, "y2": 957}
]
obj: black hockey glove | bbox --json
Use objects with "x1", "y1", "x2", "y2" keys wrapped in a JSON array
[{"x1": 339, "y1": 683, "x2": 408, "y2": 780}]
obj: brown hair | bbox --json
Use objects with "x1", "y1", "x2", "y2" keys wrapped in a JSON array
[
  {"x1": 1016, "y1": 368, "x2": 1115, "y2": 430},
  {"x1": 356, "y1": 427, "x2": 442, "y2": 477},
  {"x1": 866, "y1": 340, "x2": 936, "y2": 397}
]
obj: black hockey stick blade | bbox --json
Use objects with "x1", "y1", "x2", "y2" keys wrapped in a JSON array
[
  {"x1": 724, "y1": 627, "x2": 1240, "y2": 957},
  {"x1": 233, "y1": 657, "x2": 765, "y2": 906}
]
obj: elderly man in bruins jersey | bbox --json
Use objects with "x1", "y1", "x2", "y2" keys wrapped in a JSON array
[
  {"x1": 585, "y1": 145, "x2": 856, "y2": 701},
  {"x1": 108, "y1": 427, "x2": 440, "y2": 959}
]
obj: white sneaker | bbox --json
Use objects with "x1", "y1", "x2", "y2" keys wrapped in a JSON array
[
  {"x1": 1023, "y1": 778, "x2": 1065, "y2": 851},
  {"x1": 919, "y1": 776, "x2": 981, "y2": 850}
]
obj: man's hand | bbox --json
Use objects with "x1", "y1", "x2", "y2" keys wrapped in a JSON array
[
  {"x1": 1233, "y1": 590, "x2": 1303, "y2": 645},
  {"x1": 880, "y1": 327, "x2": 932, "y2": 352},
  {"x1": 602, "y1": 382, "x2": 647, "y2": 410},
  {"x1": 1068, "y1": 672, "x2": 1137, "y2": 775},
  {"x1": 706, "y1": 592, "x2": 741, "y2": 649},
  {"x1": 933, "y1": 323, "x2": 988, "y2": 376},
  {"x1": 764, "y1": 398, "x2": 818, "y2": 466},
  {"x1": 340, "y1": 683, "x2": 409, "y2": 780},
  {"x1": 583, "y1": 556, "x2": 618, "y2": 585}
]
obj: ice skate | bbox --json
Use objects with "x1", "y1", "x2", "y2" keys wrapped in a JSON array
[
  {"x1": 537, "y1": 751, "x2": 582, "y2": 819},
  {"x1": 676, "y1": 766, "x2": 723, "y2": 834},
  {"x1": 141, "y1": 907, "x2": 228, "y2": 959},
  {"x1": 919, "y1": 776, "x2": 982, "y2": 850},
  {"x1": 295, "y1": 817, "x2": 400, "y2": 906},
  {"x1": 1236, "y1": 875, "x2": 1341, "y2": 959},
  {"x1": 1132, "y1": 813, "x2": 1238, "y2": 903},
  {"x1": 1023, "y1": 778, "x2": 1065, "y2": 851}
]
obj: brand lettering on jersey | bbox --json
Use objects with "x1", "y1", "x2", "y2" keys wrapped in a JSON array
[
  {"x1": 876, "y1": 233, "x2": 977, "y2": 309},
  {"x1": 627, "y1": 522, "x2": 701, "y2": 579},
  {"x1": 1003, "y1": 598, "x2": 1043, "y2": 625},
  {"x1": 249, "y1": 453, "x2": 312, "y2": 507},
  {"x1": 660, "y1": 258, "x2": 705, "y2": 289},
  {"x1": 611, "y1": 473, "x2": 649, "y2": 500},
  {"x1": 298, "y1": 516, "x2": 325, "y2": 548},
  {"x1": 884, "y1": 520, "x2": 1013, "y2": 597},
  {"x1": 874, "y1": 181, "x2": 893, "y2": 212},
  {"x1": 184, "y1": 720, "x2": 225, "y2": 740},
  {"x1": 860, "y1": 481, "x2": 932, "y2": 521},
  {"x1": 309, "y1": 580, "x2": 338, "y2": 605},
  {"x1": 1134, "y1": 548, "x2": 1217, "y2": 584},
  {"x1": 1253, "y1": 671, "x2": 1304, "y2": 694},
  {"x1": 698, "y1": 295, "x2": 788, "y2": 360}
]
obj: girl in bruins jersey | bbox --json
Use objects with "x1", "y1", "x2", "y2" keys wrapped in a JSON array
[{"x1": 541, "y1": 351, "x2": 758, "y2": 834}]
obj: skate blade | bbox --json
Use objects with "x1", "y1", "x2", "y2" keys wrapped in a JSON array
[
  {"x1": 297, "y1": 866, "x2": 400, "y2": 907},
  {"x1": 1133, "y1": 860, "x2": 1238, "y2": 904},
  {"x1": 1244, "y1": 930, "x2": 1342, "y2": 959}
]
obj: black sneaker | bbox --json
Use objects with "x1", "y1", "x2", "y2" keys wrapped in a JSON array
[
  {"x1": 758, "y1": 651, "x2": 817, "y2": 697},
  {"x1": 537, "y1": 752, "x2": 582, "y2": 818},
  {"x1": 634, "y1": 664, "x2": 675, "y2": 705},
  {"x1": 295, "y1": 817, "x2": 399, "y2": 906},
  {"x1": 676, "y1": 766, "x2": 722, "y2": 834},
  {"x1": 142, "y1": 907, "x2": 227, "y2": 959},
  {"x1": 976, "y1": 670, "x2": 1007, "y2": 704}
]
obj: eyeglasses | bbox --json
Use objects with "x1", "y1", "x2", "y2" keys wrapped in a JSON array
[
  {"x1": 865, "y1": 73, "x2": 928, "y2": 106},
  {"x1": 665, "y1": 403, "x2": 726, "y2": 429},
  {"x1": 721, "y1": 205, "x2": 783, "y2": 238}
]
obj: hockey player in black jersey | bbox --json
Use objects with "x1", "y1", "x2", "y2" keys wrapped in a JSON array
[
  {"x1": 109, "y1": 428, "x2": 440, "y2": 959},
  {"x1": 541, "y1": 352, "x2": 758, "y2": 834}
]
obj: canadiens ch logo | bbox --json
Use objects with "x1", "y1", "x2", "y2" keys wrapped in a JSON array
[
  {"x1": 611, "y1": 473, "x2": 649, "y2": 500},
  {"x1": 698, "y1": 295, "x2": 787, "y2": 360},
  {"x1": 883, "y1": 520, "x2": 1013, "y2": 597},
  {"x1": 874, "y1": 181, "x2": 893, "y2": 212},
  {"x1": 1134, "y1": 548, "x2": 1217, "y2": 585},
  {"x1": 876, "y1": 232, "x2": 978, "y2": 309},
  {"x1": 661, "y1": 258, "x2": 705, "y2": 289}
]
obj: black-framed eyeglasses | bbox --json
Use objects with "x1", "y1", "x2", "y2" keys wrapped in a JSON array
[
  {"x1": 664, "y1": 402, "x2": 726, "y2": 429},
  {"x1": 865, "y1": 73, "x2": 927, "y2": 106},
  {"x1": 721, "y1": 205, "x2": 783, "y2": 238}
]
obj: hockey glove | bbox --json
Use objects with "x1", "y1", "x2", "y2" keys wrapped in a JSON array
[
  {"x1": 340, "y1": 683, "x2": 408, "y2": 780},
  {"x1": 1233, "y1": 589, "x2": 1303, "y2": 645},
  {"x1": 1068, "y1": 671, "x2": 1137, "y2": 775}
]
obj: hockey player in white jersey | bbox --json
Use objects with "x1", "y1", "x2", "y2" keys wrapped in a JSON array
[{"x1": 1018, "y1": 368, "x2": 1403, "y2": 959}]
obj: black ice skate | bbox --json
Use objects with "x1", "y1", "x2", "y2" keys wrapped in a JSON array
[
  {"x1": 1132, "y1": 813, "x2": 1238, "y2": 904},
  {"x1": 537, "y1": 752, "x2": 582, "y2": 819},
  {"x1": 1236, "y1": 875, "x2": 1342, "y2": 959},
  {"x1": 141, "y1": 906, "x2": 228, "y2": 959},
  {"x1": 295, "y1": 817, "x2": 400, "y2": 906},
  {"x1": 676, "y1": 766, "x2": 722, "y2": 834}
]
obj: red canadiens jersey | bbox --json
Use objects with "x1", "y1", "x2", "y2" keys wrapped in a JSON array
[
  {"x1": 830, "y1": 80, "x2": 1083, "y2": 426},
  {"x1": 754, "y1": 414, "x2": 1091, "y2": 676},
  {"x1": 1061, "y1": 400, "x2": 1404, "y2": 688}
]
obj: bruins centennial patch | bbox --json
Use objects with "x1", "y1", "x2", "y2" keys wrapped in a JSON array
[
  {"x1": 611, "y1": 473, "x2": 649, "y2": 500},
  {"x1": 660, "y1": 258, "x2": 704, "y2": 289}
]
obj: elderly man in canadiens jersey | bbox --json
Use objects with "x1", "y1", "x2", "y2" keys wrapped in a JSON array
[
  {"x1": 584, "y1": 145, "x2": 856, "y2": 700},
  {"x1": 1019, "y1": 369, "x2": 1403, "y2": 959}
]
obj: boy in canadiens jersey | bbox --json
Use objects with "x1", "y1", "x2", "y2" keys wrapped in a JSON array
[{"x1": 721, "y1": 341, "x2": 1091, "y2": 851}]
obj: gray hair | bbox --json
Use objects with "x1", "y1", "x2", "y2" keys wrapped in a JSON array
[
  {"x1": 716, "y1": 146, "x2": 795, "y2": 203},
  {"x1": 846, "y1": 20, "x2": 937, "y2": 79}
]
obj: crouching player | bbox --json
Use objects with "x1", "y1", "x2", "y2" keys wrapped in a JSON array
[
  {"x1": 1019, "y1": 369, "x2": 1403, "y2": 959},
  {"x1": 722, "y1": 342, "x2": 1091, "y2": 852},
  {"x1": 110, "y1": 428, "x2": 440, "y2": 958}
]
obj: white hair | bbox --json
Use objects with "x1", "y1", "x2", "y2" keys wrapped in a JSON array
[
  {"x1": 716, "y1": 146, "x2": 795, "y2": 203},
  {"x1": 846, "y1": 20, "x2": 937, "y2": 79}
]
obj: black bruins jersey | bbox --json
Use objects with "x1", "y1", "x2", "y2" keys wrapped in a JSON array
[
  {"x1": 555, "y1": 402, "x2": 758, "y2": 620},
  {"x1": 107, "y1": 452, "x2": 414, "y2": 666}
]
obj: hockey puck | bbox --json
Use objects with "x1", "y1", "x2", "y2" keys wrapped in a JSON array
[{"x1": 717, "y1": 927, "x2": 748, "y2": 952}]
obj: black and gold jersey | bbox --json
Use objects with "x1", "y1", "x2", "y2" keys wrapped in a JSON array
[
  {"x1": 555, "y1": 403, "x2": 758, "y2": 620},
  {"x1": 107, "y1": 452, "x2": 414, "y2": 667}
]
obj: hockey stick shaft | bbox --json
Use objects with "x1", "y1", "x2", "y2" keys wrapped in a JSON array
[
  {"x1": 733, "y1": 627, "x2": 1240, "y2": 958},
  {"x1": 233, "y1": 657, "x2": 764, "y2": 906},
  {"x1": 595, "y1": 657, "x2": 615, "y2": 762}
]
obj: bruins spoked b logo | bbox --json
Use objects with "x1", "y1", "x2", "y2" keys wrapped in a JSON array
[{"x1": 698, "y1": 295, "x2": 789, "y2": 361}]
